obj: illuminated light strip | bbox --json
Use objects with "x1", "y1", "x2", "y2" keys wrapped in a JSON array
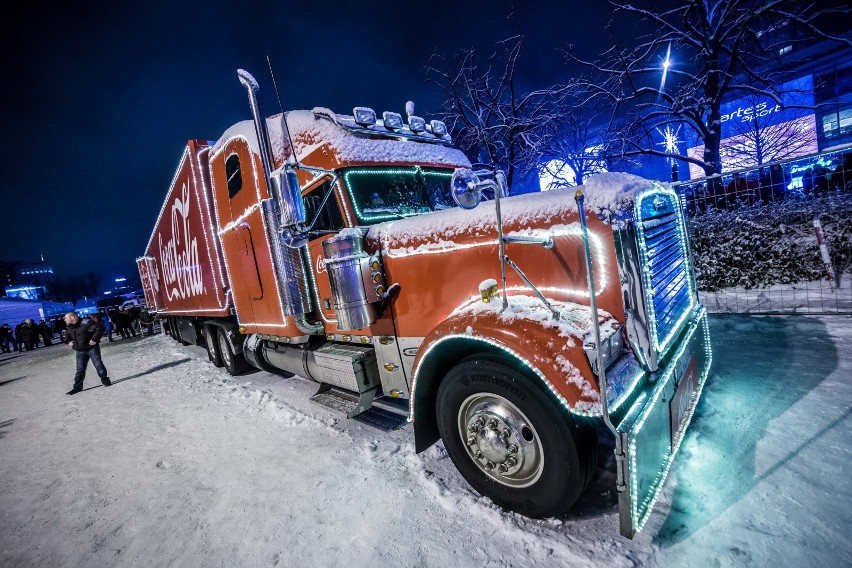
[
  {"x1": 194, "y1": 147, "x2": 229, "y2": 305},
  {"x1": 209, "y1": 135, "x2": 289, "y2": 329},
  {"x1": 342, "y1": 166, "x2": 453, "y2": 224},
  {"x1": 145, "y1": 147, "x2": 191, "y2": 254},
  {"x1": 633, "y1": 185, "x2": 697, "y2": 355},
  {"x1": 335, "y1": 177, "x2": 354, "y2": 227},
  {"x1": 628, "y1": 308, "x2": 712, "y2": 533},
  {"x1": 260, "y1": 204, "x2": 291, "y2": 327},
  {"x1": 210, "y1": 136, "x2": 267, "y2": 327},
  {"x1": 187, "y1": 146, "x2": 226, "y2": 309},
  {"x1": 209, "y1": 135, "x2": 266, "y2": 204},
  {"x1": 208, "y1": 143, "x2": 242, "y2": 326},
  {"x1": 437, "y1": 293, "x2": 644, "y2": 414},
  {"x1": 304, "y1": 246, "x2": 338, "y2": 324},
  {"x1": 218, "y1": 203, "x2": 264, "y2": 235},
  {"x1": 408, "y1": 334, "x2": 604, "y2": 422},
  {"x1": 142, "y1": 144, "x2": 230, "y2": 313}
]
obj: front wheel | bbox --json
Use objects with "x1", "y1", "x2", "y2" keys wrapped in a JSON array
[{"x1": 436, "y1": 357, "x2": 595, "y2": 519}]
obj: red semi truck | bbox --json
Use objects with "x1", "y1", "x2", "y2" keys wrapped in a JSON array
[{"x1": 138, "y1": 69, "x2": 711, "y2": 537}]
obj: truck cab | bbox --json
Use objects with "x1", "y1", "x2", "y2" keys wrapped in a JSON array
[{"x1": 140, "y1": 69, "x2": 711, "y2": 538}]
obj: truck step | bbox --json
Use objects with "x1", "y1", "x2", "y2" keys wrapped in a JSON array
[
  {"x1": 309, "y1": 386, "x2": 408, "y2": 431},
  {"x1": 352, "y1": 405, "x2": 408, "y2": 431}
]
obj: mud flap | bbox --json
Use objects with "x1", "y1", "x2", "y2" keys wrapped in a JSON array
[{"x1": 615, "y1": 309, "x2": 712, "y2": 538}]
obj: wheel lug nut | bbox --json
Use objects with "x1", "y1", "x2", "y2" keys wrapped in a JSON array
[
  {"x1": 498, "y1": 464, "x2": 509, "y2": 473},
  {"x1": 508, "y1": 444, "x2": 518, "y2": 454},
  {"x1": 468, "y1": 424, "x2": 477, "y2": 433},
  {"x1": 501, "y1": 428, "x2": 511, "y2": 439},
  {"x1": 467, "y1": 435, "x2": 477, "y2": 445},
  {"x1": 488, "y1": 419, "x2": 498, "y2": 429},
  {"x1": 484, "y1": 461, "x2": 495, "y2": 470},
  {"x1": 506, "y1": 456, "x2": 517, "y2": 467},
  {"x1": 475, "y1": 451, "x2": 484, "y2": 460}
]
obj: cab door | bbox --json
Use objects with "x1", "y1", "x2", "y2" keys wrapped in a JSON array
[
  {"x1": 303, "y1": 178, "x2": 347, "y2": 327},
  {"x1": 212, "y1": 139, "x2": 265, "y2": 324}
]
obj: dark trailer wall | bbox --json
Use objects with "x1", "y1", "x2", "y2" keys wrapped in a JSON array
[{"x1": 0, "y1": 298, "x2": 73, "y2": 325}]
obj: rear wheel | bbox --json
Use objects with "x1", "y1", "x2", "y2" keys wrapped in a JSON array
[
  {"x1": 217, "y1": 327, "x2": 249, "y2": 376},
  {"x1": 436, "y1": 357, "x2": 594, "y2": 519},
  {"x1": 205, "y1": 326, "x2": 224, "y2": 367}
]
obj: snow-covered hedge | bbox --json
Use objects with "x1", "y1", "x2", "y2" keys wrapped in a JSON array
[{"x1": 687, "y1": 193, "x2": 852, "y2": 291}]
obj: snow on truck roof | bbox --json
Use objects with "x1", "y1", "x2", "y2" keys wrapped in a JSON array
[{"x1": 211, "y1": 109, "x2": 471, "y2": 168}]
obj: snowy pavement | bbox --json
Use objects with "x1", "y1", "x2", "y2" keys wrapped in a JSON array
[{"x1": 1, "y1": 315, "x2": 850, "y2": 567}]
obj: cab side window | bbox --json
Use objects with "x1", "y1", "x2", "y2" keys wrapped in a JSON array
[
  {"x1": 225, "y1": 154, "x2": 242, "y2": 198},
  {"x1": 303, "y1": 181, "x2": 345, "y2": 233}
]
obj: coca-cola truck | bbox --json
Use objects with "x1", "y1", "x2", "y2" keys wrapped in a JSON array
[{"x1": 138, "y1": 69, "x2": 711, "y2": 538}]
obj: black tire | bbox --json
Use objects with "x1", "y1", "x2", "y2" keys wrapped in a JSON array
[
  {"x1": 217, "y1": 327, "x2": 249, "y2": 376},
  {"x1": 436, "y1": 356, "x2": 593, "y2": 519},
  {"x1": 205, "y1": 326, "x2": 224, "y2": 368}
]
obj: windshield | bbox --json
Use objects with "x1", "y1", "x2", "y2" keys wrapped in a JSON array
[{"x1": 342, "y1": 166, "x2": 455, "y2": 224}]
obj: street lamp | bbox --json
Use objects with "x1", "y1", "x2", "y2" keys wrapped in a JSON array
[
  {"x1": 659, "y1": 42, "x2": 672, "y2": 93},
  {"x1": 656, "y1": 125, "x2": 683, "y2": 181}
]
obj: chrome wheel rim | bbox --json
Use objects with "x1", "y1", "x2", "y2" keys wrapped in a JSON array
[
  {"x1": 207, "y1": 333, "x2": 217, "y2": 359},
  {"x1": 218, "y1": 333, "x2": 231, "y2": 367},
  {"x1": 457, "y1": 393, "x2": 544, "y2": 488}
]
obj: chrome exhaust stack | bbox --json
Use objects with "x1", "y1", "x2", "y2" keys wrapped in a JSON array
[{"x1": 237, "y1": 69, "x2": 323, "y2": 335}]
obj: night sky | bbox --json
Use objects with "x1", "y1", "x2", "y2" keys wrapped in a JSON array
[{"x1": 2, "y1": 1, "x2": 617, "y2": 290}]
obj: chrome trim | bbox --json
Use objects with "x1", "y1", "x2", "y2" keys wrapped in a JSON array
[{"x1": 613, "y1": 218, "x2": 657, "y2": 372}]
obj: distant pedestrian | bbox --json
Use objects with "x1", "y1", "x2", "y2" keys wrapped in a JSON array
[
  {"x1": 118, "y1": 308, "x2": 136, "y2": 338},
  {"x1": 139, "y1": 309, "x2": 156, "y2": 337},
  {"x1": 0, "y1": 323, "x2": 14, "y2": 353},
  {"x1": 98, "y1": 310, "x2": 115, "y2": 342},
  {"x1": 38, "y1": 320, "x2": 53, "y2": 346},
  {"x1": 14, "y1": 322, "x2": 24, "y2": 351},
  {"x1": 64, "y1": 311, "x2": 111, "y2": 395},
  {"x1": 18, "y1": 320, "x2": 38, "y2": 351},
  {"x1": 55, "y1": 316, "x2": 67, "y2": 342}
]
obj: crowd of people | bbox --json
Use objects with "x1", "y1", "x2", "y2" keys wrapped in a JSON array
[
  {"x1": 683, "y1": 152, "x2": 852, "y2": 214},
  {"x1": 0, "y1": 306, "x2": 159, "y2": 354}
]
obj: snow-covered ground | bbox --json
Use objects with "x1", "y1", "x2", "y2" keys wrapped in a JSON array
[{"x1": 1, "y1": 315, "x2": 850, "y2": 567}]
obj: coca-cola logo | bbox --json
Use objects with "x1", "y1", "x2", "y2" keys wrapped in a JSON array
[
  {"x1": 159, "y1": 183, "x2": 204, "y2": 301},
  {"x1": 316, "y1": 255, "x2": 327, "y2": 274}
]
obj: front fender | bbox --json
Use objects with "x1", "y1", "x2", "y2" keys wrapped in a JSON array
[{"x1": 409, "y1": 296, "x2": 607, "y2": 453}]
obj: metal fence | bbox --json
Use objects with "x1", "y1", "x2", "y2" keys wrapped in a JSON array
[{"x1": 672, "y1": 143, "x2": 852, "y2": 315}]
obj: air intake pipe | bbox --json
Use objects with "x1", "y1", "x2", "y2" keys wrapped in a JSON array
[{"x1": 237, "y1": 69, "x2": 323, "y2": 336}]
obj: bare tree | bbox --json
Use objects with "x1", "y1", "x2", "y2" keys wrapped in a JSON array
[
  {"x1": 537, "y1": 86, "x2": 612, "y2": 188},
  {"x1": 568, "y1": 0, "x2": 851, "y2": 177},
  {"x1": 426, "y1": 37, "x2": 564, "y2": 191}
]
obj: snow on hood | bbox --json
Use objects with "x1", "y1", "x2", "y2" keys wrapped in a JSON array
[
  {"x1": 374, "y1": 172, "x2": 661, "y2": 255},
  {"x1": 212, "y1": 111, "x2": 471, "y2": 168},
  {"x1": 581, "y1": 172, "x2": 661, "y2": 220}
]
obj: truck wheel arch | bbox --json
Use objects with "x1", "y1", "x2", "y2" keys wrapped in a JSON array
[{"x1": 411, "y1": 334, "x2": 576, "y2": 454}]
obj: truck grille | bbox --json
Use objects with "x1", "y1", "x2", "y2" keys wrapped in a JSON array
[{"x1": 636, "y1": 191, "x2": 695, "y2": 354}]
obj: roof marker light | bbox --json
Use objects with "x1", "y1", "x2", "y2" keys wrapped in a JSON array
[
  {"x1": 383, "y1": 111, "x2": 403, "y2": 130},
  {"x1": 430, "y1": 120, "x2": 447, "y2": 137},
  {"x1": 408, "y1": 115, "x2": 426, "y2": 133},
  {"x1": 353, "y1": 107, "x2": 376, "y2": 127}
]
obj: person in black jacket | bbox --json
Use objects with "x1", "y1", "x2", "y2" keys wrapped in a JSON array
[
  {"x1": 38, "y1": 320, "x2": 53, "y2": 346},
  {"x1": 0, "y1": 323, "x2": 14, "y2": 353},
  {"x1": 64, "y1": 311, "x2": 111, "y2": 395},
  {"x1": 18, "y1": 320, "x2": 38, "y2": 351}
]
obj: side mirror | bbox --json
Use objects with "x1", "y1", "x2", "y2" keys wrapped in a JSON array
[
  {"x1": 451, "y1": 168, "x2": 483, "y2": 209},
  {"x1": 270, "y1": 168, "x2": 306, "y2": 227}
]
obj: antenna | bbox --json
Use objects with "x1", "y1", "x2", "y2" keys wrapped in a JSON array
[{"x1": 267, "y1": 55, "x2": 301, "y2": 169}]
